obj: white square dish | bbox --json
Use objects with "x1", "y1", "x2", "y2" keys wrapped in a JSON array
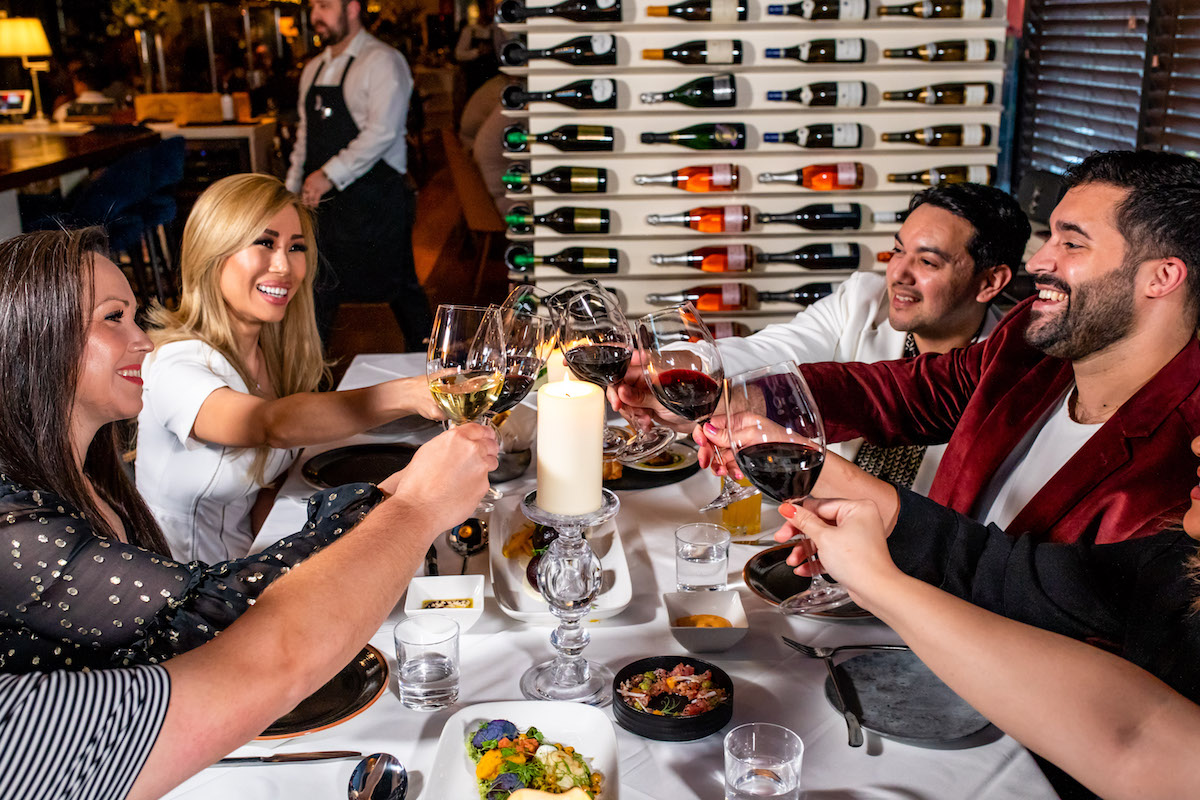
[
  {"x1": 403, "y1": 575, "x2": 485, "y2": 632},
  {"x1": 663, "y1": 590, "x2": 749, "y2": 653}
]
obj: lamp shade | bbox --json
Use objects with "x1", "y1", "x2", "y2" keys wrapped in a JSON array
[{"x1": 0, "y1": 18, "x2": 51, "y2": 58}]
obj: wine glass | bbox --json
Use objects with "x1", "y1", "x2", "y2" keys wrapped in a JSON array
[
  {"x1": 724, "y1": 361, "x2": 851, "y2": 614},
  {"x1": 490, "y1": 306, "x2": 557, "y2": 417},
  {"x1": 637, "y1": 302, "x2": 758, "y2": 512},
  {"x1": 546, "y1": 280, "x2": 675, "y2": 463},
  {"x1": 426, "y1": 304, "x2": 506, "y2": 425}
]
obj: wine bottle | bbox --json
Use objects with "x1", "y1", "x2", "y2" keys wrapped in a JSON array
[
  {"x1": 882, "y1": 82, "x2": 994, "y2": 106},
  {"x1": 646, "y1": 205, "x2": 751, "y2": 233},
  {"x1": 503, "y1": 124, "x2": 615, "y2": 153},
  {"x1": 873, "y1": 209, "x2": 908, "y2": 224},
  {"x1": 499, "y1": 34, "x2": 617, "y2": 67},
  {"x1": 507, "y1": 244, "x2": 620, "y2": 274},
  {"x1": 645, "y1": 0, "x2": 748, "y2": 22},
  {"x1": 504, "y1": 205, "x2": 612, "y2": 234},
  {"x1": 647, "y1": 283, "x2": 759, "y2": 312},
  {"x1": 759, "y1": 283, "x2": 834, "y2": 306},
  {"x1": 497, "y1": 0, "x2": 622, "y2": 23},
  {"x1": 641, "y1": 122, "x2": 745, "y2": 150},
  {"x1": 763, "y1": 123, "x2": 862, "y2": 149},
  {"x1": 886, "y1": 164, "x2": 996, "y2": 186},
  {"x1": 640, "y1": 74, "x2": 736, "y2": 108},
  {"x1": 501, "y1": 78, "x2": 617, "y2": 110},
  {"x1": 758, "y1": 162, "x2": 864, "y2": 190},
  {"x1": 502, "y1": 165, "x2": 608, "y2": 194},
  {"x1": 883, "y1": 39, "x2": 997, "y2": 62},
  {"x1": 767, "y1": 81, "x2": 866, "y2": 107},
  {"x1": 765, "y1": 38, "x2": 865, "y2": 63},
  {"x1": 768, "y1": 0, "x2": 868, "y2": 19},
  {"x1": 881, "y1": 124, "x2": 993, "y2": 148},
  {"x1": 706, "y1": 320, "x2": 753, "y2": 338},
  {"x1": 642, "y1": 39, "x2": 743, "y2": 65},
  {"x1": 755, "y1": 202, "x2": 863, "y2": 230},
  {"x1": 756, "y1": 242, "x2": 860, "y2": 268},
  {"x1": 877, "y1": 0, "x2": 991, "y2": 17},
  {"x1": 634, "y1": 164, "x2": 740, "y2": 192},
  {"x1": 651, "y1": 244, "x2": 755, "y2": 273}
]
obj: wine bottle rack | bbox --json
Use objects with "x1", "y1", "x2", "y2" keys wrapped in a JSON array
[{"x1": 498, "y1": 0, "x2": 1009, "y2": 331}]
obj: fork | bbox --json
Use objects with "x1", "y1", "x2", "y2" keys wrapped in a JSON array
[{"x1": 781, "y1": 637, "x2": 910, "y2": 660}]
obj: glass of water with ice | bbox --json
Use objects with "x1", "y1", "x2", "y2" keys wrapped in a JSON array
[
  {"x1": 675, "y1": 522, "x2": 731, "y2": 591},
  {"x1": 724, "y1": 722, "x2": 804, "y2": 800},
  {"x1": 394, "y1": 615, "x2": 460, "y2": 711}
]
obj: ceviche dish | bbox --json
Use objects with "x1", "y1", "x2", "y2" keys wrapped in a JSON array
[
  {"x1": 617, "y1": 662, "x2": 729, "y2": 717},
  {"x1": 467, "y1": 718, "x2": 604, "y2": 799}
]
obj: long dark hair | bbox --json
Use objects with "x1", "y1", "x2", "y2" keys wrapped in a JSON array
[{"x1": 0, "y1": 228, "x2": 168, "y2": 553}]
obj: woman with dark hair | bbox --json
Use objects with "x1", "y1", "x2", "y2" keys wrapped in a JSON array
[{"x1": 0, "y1": 228, "x2": 494, "y2": 675}]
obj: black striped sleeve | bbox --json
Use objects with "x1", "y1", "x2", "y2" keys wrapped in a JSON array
[{"x1": 0, "y1": 666, "x2": 170, "y2": 800}]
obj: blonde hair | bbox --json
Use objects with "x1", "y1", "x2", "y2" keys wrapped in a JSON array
[{"x1": 147, "y1": 173, "x2": 329, "y2": 484}]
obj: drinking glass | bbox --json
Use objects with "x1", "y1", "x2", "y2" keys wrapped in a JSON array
[
  {"x1": 426, "y1": 304, "x2": 506, "y2": 426},
  {"x1": 489, "y1": 307, "x2": 557, "y2": 416},
  {"x1": 724, "y1": 362, "x2": 851, "y2": 614},
  {"x1": 393, "y1": 615, "x2": 460, "y2": 711},
  {"x1": 638, "y1": 302, "x2": 758, "y2": 511},
  {"x1": 724, "y1": 723, "x2": 804, "y2": 800},
  {"x1": 675, "y1": 522, "x2": 731, "y2": 591},
  {"x1": 545, "y1": 280, "x2": 675, "y2": 463}
]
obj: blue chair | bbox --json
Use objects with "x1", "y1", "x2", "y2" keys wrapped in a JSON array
[{"x1": 137, "y1": 136, "x2": 186, "y2": 302}]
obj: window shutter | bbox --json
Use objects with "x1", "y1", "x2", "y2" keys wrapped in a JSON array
[{"x1": 1141, "y1": 0, "x2": 1200, "y2": 156}]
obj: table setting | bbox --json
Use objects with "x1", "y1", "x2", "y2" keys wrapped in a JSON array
[{"x1": 165, "y1": 291, "x2": 1059, "y2": 800}]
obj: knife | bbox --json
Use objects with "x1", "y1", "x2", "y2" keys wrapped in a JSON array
[
  {"x1": 822, "y1": 657, "x2": 864, "y2": 748},
  {"x1": 424, "y1": 543, "x2": 439, "y2": 576},
  {"x1": 217, "y1": 750, "x2": 362, "y2": 766}
]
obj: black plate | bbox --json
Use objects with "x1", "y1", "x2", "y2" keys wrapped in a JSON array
[
  {"x1": 823, "y1": 650, "x2": 994, "y2": 747},
  {"x1": 612, "y1": 655, "x2": 734, "y2": 741},
  {"x1": 302, "y1": 443, "x2": 418, "y2": 488},
  {"x1": 259, "y1": 645, "x2": 387, "y2": 738},
  {"x1": 742, "y1": 545, "x2": 873, "y2": 621},
  {"x1": 604, "y1": 460, "x2": 700, "y2": 491}
]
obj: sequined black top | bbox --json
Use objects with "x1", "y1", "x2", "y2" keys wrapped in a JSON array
[{"x1": 0, "y1": 477, "x2": 383, "y2": 673}]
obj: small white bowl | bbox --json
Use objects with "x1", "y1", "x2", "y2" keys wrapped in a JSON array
[
  {"x1": 663, "y1": 591, "x2": 749, "y2": 653},
  {"x1": 404, "y1": 575, "x2": 485, "y2": 632}
]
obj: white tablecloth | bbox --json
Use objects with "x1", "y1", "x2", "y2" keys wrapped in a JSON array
[{"x1": 168, "y1": 353, "x2": 1058, "y2": 800}]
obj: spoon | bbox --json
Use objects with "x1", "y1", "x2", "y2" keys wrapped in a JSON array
[
  {"x1": 447, "y1": 517, "x2": 489, "y2": 574},
  {"x1": 348, "y1": 752, "x2": 407, "y2": 800}
]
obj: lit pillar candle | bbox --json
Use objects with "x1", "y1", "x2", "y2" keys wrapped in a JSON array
[
  {"x1": 536, "y1": 379, "x2": 604, "y2": 514},
  {"x1": 545, "y1": 348, "x2": 569, "y2": 383}
]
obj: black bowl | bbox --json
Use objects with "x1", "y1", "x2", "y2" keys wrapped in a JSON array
[{"x1": 612, "y1": 656, "x2": 734, "y2": 741}]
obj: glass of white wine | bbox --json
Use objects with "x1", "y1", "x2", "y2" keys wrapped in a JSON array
[{"x1": 427, "y1": 304, "x2": 507, "y2": 426}]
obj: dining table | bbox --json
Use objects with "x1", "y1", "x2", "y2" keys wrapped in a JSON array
[{"x1": 165, "y1": 352, "x2": 1059, "y2": 800}]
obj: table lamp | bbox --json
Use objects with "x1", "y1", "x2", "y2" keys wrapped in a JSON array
[{"x1": 0, "y1": 18, "x2": 52, "y2": 125}]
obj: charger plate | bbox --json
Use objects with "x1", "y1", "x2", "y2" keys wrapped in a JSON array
[
  {"x1": 258, "y1": 645, "x2": 387, "y2": 739},
  {"x1": 743, "y1": 545, "x2": 874, "y2": 621},
  {"x1": 301, "y1": 443, "x2": 418, "y2": 489}
]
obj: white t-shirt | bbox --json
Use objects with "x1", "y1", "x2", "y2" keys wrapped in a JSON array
[
  {"x1": 976, "y1": 388, "x2": 1103, "y2": 530},
  {"x1": 135, "y1": 340, "x2": 297, "y2": 564}
]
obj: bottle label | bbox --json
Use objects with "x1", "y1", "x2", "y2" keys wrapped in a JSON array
[
  {"x1": 836, "y1": 162, "x2": 858, "y2": 186},
  {"x1": 800, "y1": 86, "x2": 815, "y2": 105},
  {"x1": 577, "y1": 125, "x2": 610, "y2": 142},
  {"x1": 920, "y1": 126, "x2": 935, "y2": 144},
  {"x1": 575, "y1": 208, "x2": 606, "y2": 231},
  {"x1": 837, "y1": 81, "x2": 865, "y2": 106},
  {"x1": 591, "y1": 34, "x2": 615, "y2": 55},
  {"x1": 722, "y1": 283, "x2": 741, "y2": 307},
  {"x1": 596, "y1": 0, "x2": 617, "y2": 8},
  {"x1": 968, "y1": 165, "x2": 992, "y2": 183},
  {"x1": 835, "y1": 38, "x2": 864, "y2": 61},
  {"x1": 832, "y1": 123, "x2": 859, "y2": 148},
  {"x1": 581, "y1": 248, "x2": 613, "y2": 268},
  {"x1": 797, "y1": 128, "x2": 811, "y2": 146},
  {"x1": 965, "y1": 39, "x2": 990, "y2": 61},
  {"x1": 706, "y1": 40, "x2": 738, "y2": 64},
  {"x1": 710, "y1": 322, "x2": 735, "y2": 338},
  {"x1": 726, "y1": 246, "x2": 749, "y2": 271},
  {"x1": 921, "y1": 0, "x2": 935, "y2": 15},
  {"x1": 569, "y1": 168, "x2": 603, "y2": 190},
  {"x1": 801, "y1": 0, "x2": 816, "y2": 16},
  {"x1": 712, "y1": 75, "x2": 736, "y2": 101},
  {"x1": 798, "y1": 42, "x2": 812, "y2": 61},
  {"x1": 724, "y1": 205, "x2": 747, "y2": 232},
  {"x1": 712, "y1": 163, "x2": 735, "y2": 187},
  {"x1": 712, "y1": 0, "x2": 741, "y2": 22},
  {"x1": 831, "y1": 243, "x2": 852, "y2": 257},
  {"x1": 591, "y1": 79, "x2": 615, "y2": 103},
  {"x1": 841, "y1": 0, "x2": 868, "y2": 19},
  {"x1": 924, "y1": 87, "x2": 939, "y2": 104},
  {"x1": 962, "y1": 124, "x2": 986, "y2": 147},
  {"x1": 965, "y1": 84, "x2": 989, "y2": 105},
  {"x1": 963, "y1": 0, "x2": 986, "y2": 18},
  {"x1": 833, "y1": 203, "x2": 852, "y2": 212}
]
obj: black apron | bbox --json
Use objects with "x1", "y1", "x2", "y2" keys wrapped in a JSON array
[{"x1": 303, "y1": 55, "x2": 431, "y2": 348}]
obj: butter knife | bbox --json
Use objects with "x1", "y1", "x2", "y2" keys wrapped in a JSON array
[
  {"x1": 821, "y1": 657, "x2": 864, "y2": 748},
  {"x1": 218, "y1": 750, "x2": 362, "y2": 766}
]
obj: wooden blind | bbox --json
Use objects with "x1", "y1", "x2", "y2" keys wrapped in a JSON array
[{"x1": 1141, "y1": 0, "x2": 1200, "y2": 156}]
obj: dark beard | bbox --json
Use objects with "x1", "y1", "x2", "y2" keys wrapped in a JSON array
[
  {"x1": 317, "y1": 9, "x2": 348, "y2": 46},
  {"x1": 1024, "y1": 259, "x2": 1139, "y2": 360}
]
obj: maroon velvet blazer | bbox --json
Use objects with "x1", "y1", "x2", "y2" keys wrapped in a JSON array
[{"x1": 801, "y1": 297, "x2": 1200, "y2": 544}]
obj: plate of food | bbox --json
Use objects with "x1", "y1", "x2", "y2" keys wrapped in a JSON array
[
  {"x1": 489, "y1": 497, "x2": 632, "y2": 625},
  {"x1": 743, "y1": 545, "x2": 874, "y2": 622},
  {"x1": 429, "y1": 700, "x2": 618, "y2": 799}
]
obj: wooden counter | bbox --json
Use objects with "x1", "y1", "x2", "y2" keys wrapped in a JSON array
[{"x1": 0, "y1": 126, "x2": 159, "y2": 192}]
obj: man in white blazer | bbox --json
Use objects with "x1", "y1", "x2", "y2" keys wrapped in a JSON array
[{"x1": 617, "y1": 183, "x2": 1031, "y2": 493}]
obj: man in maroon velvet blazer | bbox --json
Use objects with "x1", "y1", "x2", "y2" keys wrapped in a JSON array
[{"x1": 798, "y1": 150, "x2": 1200, "y2": 545}]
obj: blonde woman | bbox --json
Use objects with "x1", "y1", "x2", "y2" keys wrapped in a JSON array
[{"x1": 136, "y1": 174, "x2": 440, "y2": 563}]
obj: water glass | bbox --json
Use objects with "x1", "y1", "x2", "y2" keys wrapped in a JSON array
[
  {"x1": 675, "y1": 522, "x2": 731, "y2": 591},
  {"x1": 393, "y1": 615, "x2": 460, "y2": 711},
  {"x1": 724, "y1": 723, "x2": 804, "y2": 800}
]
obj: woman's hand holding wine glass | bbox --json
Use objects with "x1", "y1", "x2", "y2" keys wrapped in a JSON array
[{"x1": 426, "y1": 304, "x2": 507, "y2": 426}]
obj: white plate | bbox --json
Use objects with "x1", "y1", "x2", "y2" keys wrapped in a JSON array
[
  {"x1": 429, "y1": 701, "x2": 619, "y2": 798},
  {"x1": 627, "y1": 442, "x2": 699, "y2": 473},
  {"x1": 489, "y1": 495, "x2": 633, "y2": 625}
]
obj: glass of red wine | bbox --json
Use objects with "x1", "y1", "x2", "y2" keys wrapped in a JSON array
[
  {"x1": 637, "y1": 303, "x2": 758, "y2": 511},
  {"x1": 725, "y1": 361, "x2": 851, "y2": 614},
  {"x1": 546, "y1": 280, "x2": 676, "y2": 462}
]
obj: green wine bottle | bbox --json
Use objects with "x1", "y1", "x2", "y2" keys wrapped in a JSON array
[
  {"x1": 640, "y1": 122, "x2": 746, "y2": 150},
  {"x1": 502, "y1": 165, "x2": 608, "y2": 194},
  {"x1": 640, "y1": 74, "x2": 736, "y2": 108}
]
